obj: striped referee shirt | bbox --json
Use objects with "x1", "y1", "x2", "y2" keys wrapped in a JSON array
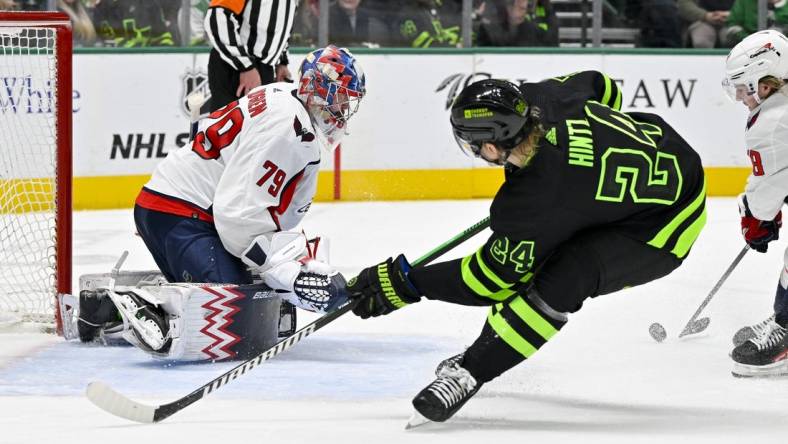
[{"x1": 205, "y1": 0, "x2": 296, "y2": 71}]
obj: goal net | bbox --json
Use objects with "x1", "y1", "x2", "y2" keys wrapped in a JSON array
[{"x1": 0, "y1": 12, "x2": 71, "y2": 332}]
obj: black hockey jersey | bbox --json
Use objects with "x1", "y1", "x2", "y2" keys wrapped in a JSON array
[{"x1": 409, "y1": 71, "x2": 706, "y2": 305}]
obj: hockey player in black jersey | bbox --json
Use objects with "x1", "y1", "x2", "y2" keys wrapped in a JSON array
[{"x1": 347, "y1": 71, "x2": 707, "y2": 424}]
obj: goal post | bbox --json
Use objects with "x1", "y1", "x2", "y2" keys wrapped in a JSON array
[{"x1": 0, "y1": 11, "x2": 72, "y2": 334}]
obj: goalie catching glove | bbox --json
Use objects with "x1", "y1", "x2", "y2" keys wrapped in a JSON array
[
  {"x1": 347, "y1": 254, "x2": 421, "y2": 319},
  {"x1": 242, "y1": 231, "x2": 348, "y2": 313}
]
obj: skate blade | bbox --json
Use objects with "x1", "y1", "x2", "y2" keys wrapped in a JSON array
[
  {"x1": 405, "y1": 410, "x2": 432, "y2": 430},
  {"x1": 732, "y1": 360, "x2": 788, "y2": 378}
]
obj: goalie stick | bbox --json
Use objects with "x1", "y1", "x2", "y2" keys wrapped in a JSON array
[{"x1": 86, "y1": 216, "x2": 492, "y2": 423}]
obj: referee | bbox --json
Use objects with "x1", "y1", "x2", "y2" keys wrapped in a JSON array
[{"x1": 204, "y1": 0, "x2": 297, "y2": 111}]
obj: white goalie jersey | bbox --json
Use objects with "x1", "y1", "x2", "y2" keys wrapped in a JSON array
[
  {"x1": 141, "y1": 83, "x2": 322, "y2": 257},
  {"x1": 742, "y1": 91, "x2": 788, "y2": 220}
]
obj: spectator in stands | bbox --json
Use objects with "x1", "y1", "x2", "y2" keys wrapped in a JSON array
[
  {"x1": 0, "y1": 0, "x2": 17, "y2": 10},
  {"x1": 58, "y1": 0, "x2": 97, "y2": 46},
  {"x1": 289, "y1": 0, "x2": 389, "y2": 48},
  {"x1": 678, "y1": 0, "x2": 734, "y2": 48},
  {"x1": 181, "y1": 0, "x2": 209, "y2": 46},
  {"x1": 476, "y1": 0, "x2": 558, "y2": 47},
  {"x1": 725, "y1": 0, "x2": 788, "y2": 46},
  {"x1": 289, "y1": 0, "x2": 319, "y2": 47},
  {"x1": 329, "y1": 0, "x2": 389, "y2": 47},
  {"x1": 628, "y1": 0, "x2": 683, "y2": 47},
  {"x1": 93, "y1": 0, "x2": 180, "y2": 47},
  {"x1": 393, "y1": 0, "x2": 463, "y2": 47}
]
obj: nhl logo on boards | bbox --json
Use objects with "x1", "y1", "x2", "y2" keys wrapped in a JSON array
[{"x1": 181, "y1": 69, "x2": 211, "y2": 117}]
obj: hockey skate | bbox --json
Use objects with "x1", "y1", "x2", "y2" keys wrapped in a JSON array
[
  {"x1": 110, "y1": 290, "x2": 172, "y2": 354},
  {"x1": 731, "y1": 319, "x2": 788, "y2": 377},
  {"x1": 408, "y1": 359, "x2": 482, "y2": 426},
  {"x1": 434, "y1": 351, "x2": 465, "y2": 376},
  {"x1": 76, "y1": 290, "x2": 124, "y2": 343},
  {"x1": 732, "y1": 314, "x2": 776, "y2": 347}
]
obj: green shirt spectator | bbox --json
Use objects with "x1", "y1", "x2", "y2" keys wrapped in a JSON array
[
  {"x1": 476, "y1": 0, "x2": 559, "y2": 47},
  {"x1": 395, "y1": 0, "x2": 463, "y2": 48},
  {"x1": 94, "y1": 0, "x2": 180, "y2": 47},
  {"x1": 726, "y1": 0, "x2": 788, "y2": 46}
]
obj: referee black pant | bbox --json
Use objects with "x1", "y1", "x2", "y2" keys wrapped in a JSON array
[{"x1": 207, "y1": 49, "x2": 275, "y2": 112}]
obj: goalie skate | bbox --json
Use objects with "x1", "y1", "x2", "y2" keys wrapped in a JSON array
[{"x1": 109, "y1": 290, "x2": 172, "y2": 354}]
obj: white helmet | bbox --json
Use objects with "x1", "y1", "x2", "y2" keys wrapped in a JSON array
[{"x1": 722, "y1": 30, "x2": 788, "y2": 102}]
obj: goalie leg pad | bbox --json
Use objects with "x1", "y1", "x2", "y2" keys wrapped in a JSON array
[{"x1": 118, "y1": 283, "x2": 281, "y2": 362}]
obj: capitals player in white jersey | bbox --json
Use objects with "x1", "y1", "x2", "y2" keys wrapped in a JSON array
[
  {"x1": 723, "y1": 30, "x2": 788, "y2": 376},
  {"x1": 72, "y1": 46, "x2": 366, "y2": 362}
]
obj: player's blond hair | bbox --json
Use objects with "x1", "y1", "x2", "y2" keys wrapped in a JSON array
[
  {"x1": 509, "y1": 106, "x2": 546, "y2": 167},
  {"x1": 760, "y1": 75, "x2": 787, "y2": 97}
]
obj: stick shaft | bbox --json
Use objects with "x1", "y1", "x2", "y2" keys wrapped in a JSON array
[
  {"x1": 141, "y1": 216, "x2": 491, "y2": 422},
  {"x1": 678, "y1": 245, "x2": 749, "y2": 337}
]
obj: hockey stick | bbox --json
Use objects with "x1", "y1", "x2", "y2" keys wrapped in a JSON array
[
  {"x1": 86, "y1": 216, "x2": 492, "y2": 423},
  {"x1": 677, "y1": 245, "x2": 749, "y2": 338}
]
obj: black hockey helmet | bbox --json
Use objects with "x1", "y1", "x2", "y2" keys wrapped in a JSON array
[{"x1": 450, "y1": 79, "x2": 531, "y2": 159}]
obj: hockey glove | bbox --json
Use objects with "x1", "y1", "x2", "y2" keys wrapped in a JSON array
[
  {"x1": 739, "y1": 195, "x2": 782, "y2": 253},
  {"x1": 741, "y1": 213, "x2": 781, "y2": 252},
  {"x1": 347, "y1": 254, "x2": 421, "y2": 319}
]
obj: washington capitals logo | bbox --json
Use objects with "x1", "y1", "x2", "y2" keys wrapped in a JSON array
[
  {"x1": 294, "y1": 116, "x2": 315, "y2": 142},
  {"x1": 200, "y1": 287, "x2": 244, "y2": 361}
]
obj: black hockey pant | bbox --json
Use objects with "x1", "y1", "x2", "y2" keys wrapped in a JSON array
[{"x1": 462, "y1": 229, "x2": 683, "y2": 383}]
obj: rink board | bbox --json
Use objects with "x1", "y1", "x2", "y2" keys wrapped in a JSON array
[{"x1": 3, "y1": 49, "x2": 753, "y2": 207}]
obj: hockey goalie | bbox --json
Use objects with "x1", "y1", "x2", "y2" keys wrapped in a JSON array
[{"x1": 61, "y1": 46, "x2": 365, "y2": 362}]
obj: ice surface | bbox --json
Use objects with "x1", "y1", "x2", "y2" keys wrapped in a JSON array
[{"x1": 1, "y1": 198, "x2": 786, "y2": 444}]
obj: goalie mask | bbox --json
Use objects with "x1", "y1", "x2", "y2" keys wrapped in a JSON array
[
  {"x1": 297, "y1": 45, "x2": 366, "y2": 151},
  {"x1": 723, "y1": 30, "x2": 788, "y2": 102},
  {"x1": 450, "y1": 79, "x2": 531, "y2": 165}
]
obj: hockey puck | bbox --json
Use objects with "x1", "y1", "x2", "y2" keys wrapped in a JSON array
[{"x1": 649, "y1": 322, "x2": 667, "y2": 343}]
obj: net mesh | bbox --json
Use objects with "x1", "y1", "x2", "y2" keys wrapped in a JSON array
[{"x1": 0, "y1": 26, "x2": 59, "y2": 323}]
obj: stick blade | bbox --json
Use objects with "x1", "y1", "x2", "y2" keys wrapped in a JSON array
[
  {"x1": 679, "y1": 317, "x2": 711, "y2": 338},
  {"x1": 86, "y1": 381, "x2": 157, "y2": 424}
]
